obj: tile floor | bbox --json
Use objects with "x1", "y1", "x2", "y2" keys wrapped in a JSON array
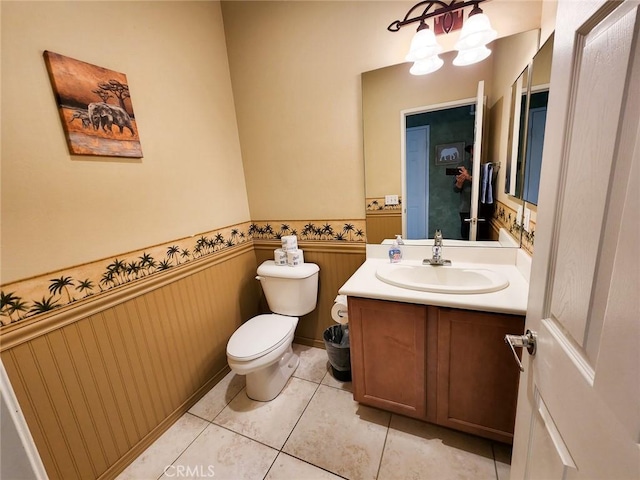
[{"x1": 117, "y1": 344, "x2": 512, "y2": 480}]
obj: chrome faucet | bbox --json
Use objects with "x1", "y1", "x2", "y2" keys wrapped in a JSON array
[{"x1": 423, "y1": 230, "x2": 451, "y2": 266}]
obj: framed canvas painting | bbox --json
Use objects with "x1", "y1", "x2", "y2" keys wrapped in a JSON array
[{"x1": 43, "y1": 51, "x2": 143, "y2": 158}]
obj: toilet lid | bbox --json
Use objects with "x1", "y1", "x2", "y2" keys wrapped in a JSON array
[{"x1": 227, "y1": 314, "x2": 296, "y2": 361}]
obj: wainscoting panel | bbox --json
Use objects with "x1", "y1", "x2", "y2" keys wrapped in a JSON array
[
  {"x1": 254, "y1": 241, "x2": 366, "y2": 347},
  {"x1": 365, "y1": 212, "x2": 402, "y2": 245},
  {"x1": 0, "y1": 245, "x2": 259, "y2": 480}
]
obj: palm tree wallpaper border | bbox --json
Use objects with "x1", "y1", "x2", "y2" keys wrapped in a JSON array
[
  {"x1": 1, "y1": 219, "x2": 365, "y2": 326},
  {"x1": 366, "y1": 197, "x2": 403, "y2": 211},
  {"x1": 494, "y1": 201, "x2": 535, "y2": 255}
]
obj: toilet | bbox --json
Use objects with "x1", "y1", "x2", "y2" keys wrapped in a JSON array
[{"x1": 226, "y1": 260, "x2": 320, "y2": 401}]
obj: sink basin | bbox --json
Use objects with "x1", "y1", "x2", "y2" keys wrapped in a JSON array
[{"x1": 375, "y1": 264, "x2": 509, "y2": 294}]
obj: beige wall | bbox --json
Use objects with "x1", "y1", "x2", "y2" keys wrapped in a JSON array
[{"x1": 1, "y1": 1, "x2": 250, "y2": 284}]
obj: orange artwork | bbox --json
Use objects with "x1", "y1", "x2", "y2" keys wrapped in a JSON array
[{"x1": 43, "y1": 51, "x2": 143, "y2": 158}]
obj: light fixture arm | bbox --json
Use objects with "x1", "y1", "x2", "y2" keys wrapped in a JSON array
[{"x1": 388, "y1": 0, "x2": 487, "y2": 32}]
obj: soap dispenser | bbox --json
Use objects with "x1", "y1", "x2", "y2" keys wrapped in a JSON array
[{"x1": 389, "y1": 239, "x2": 402, "y2": 263}]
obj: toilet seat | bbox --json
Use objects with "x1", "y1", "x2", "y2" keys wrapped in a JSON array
[{"x1": 227, "y1": 314, "x2": 296, "y2": 361}]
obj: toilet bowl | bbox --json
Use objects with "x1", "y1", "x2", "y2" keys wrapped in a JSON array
[
  {"x1": 227, "y1": 314, "x2": 300, "y2": 401},
  {"x1": 226, "y1": 261, "x2": 319, "y2": 401}
]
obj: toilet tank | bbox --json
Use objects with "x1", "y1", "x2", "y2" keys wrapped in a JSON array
[{"x1": 256, "y1": 261, "x2": 320, "y2": 316}]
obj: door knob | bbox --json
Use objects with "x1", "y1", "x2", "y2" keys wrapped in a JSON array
[{"x1": 504, "y1": 329, "x2": 537, "y2": 372}]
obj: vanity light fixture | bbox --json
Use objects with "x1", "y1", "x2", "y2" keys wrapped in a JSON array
[{"x1": 388, "y1": 0, "x2": 497, "y2": 75}]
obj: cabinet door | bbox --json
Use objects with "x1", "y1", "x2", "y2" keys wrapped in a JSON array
[
  {"x1": 349, "y1": 297, "x2": 427, "y2": 419},
  {"x1": 434, "y1": 307, "x2": 524, "y2": 443}
]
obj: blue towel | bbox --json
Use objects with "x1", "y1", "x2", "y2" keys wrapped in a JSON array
[{"x1": 481, "y1": 163, "x2": 494, "y2": 204}]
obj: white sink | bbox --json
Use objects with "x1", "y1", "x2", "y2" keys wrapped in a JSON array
[{"x1": 375, "y1": 264, "x2": 509, "y2": 294}]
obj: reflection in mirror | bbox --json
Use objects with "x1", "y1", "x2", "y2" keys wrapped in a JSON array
[
  {"x1": 505, "y1": 66, "x2": 530, "y2": 198},
  {"x1": 363, "y1": 29, "x2": 540, "y2": 246},
  {"x1": 405, "y1": 102, "x2": 476, "y2": 241},
  {"x1": 505, "y1": 33, "x2": 553, "y2": 205},
  {"x1": 523, "y1": 33, "x2": 553, "y2": 205}
]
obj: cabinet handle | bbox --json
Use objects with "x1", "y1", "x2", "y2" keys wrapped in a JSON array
[{"x1": 504, "y1": 330, "x2": 537, "y2": 372}]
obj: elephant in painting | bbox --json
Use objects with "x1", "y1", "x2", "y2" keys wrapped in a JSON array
[
  {"x1": 69, "y1": 110, "x2": 91, "y2": 128},
  {"x1": 439, "y1": 147, "x2": 459, "y2": 162},
  {"x1": 88, "y1": 102, "x2": 135, "y2": 136}
]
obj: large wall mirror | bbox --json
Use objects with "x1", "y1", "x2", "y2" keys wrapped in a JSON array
[{"x1": 363, "y1": 29, "x2": 551, "y2": 247}]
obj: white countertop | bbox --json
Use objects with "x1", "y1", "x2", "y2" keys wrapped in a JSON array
[{"x1": 338, "y1": 245, "x2": 530, "y2": 316}]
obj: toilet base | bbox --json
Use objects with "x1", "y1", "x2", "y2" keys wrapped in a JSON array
[{"x1": 245, "y1": 345, "x2": 299, "y2": 401}]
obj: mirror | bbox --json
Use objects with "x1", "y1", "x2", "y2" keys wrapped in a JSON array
[
  {"x1": 506, "y1": 33, "x2": 553, "y2": 205},
  {"x1": 523, "y1": 33, "x2": 553, "y2": 205},
  {"x1": 505, "y1": 66, "x2": 530, "y2": 198},
  {"x1": 363, "y1": 29, "x2": 541, "y2": 245}
]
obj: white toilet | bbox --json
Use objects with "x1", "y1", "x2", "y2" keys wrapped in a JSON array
[{"x1": 226, "y1": 260, "x2": 320, "y2": 401}]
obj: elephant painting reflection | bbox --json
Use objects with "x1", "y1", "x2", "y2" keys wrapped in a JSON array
[
  {"x1": 435, "y1": 142, "x2": 466, "y2": 165},
  {"x1": 44, "y1": 50, "x2": 143, "y2": 158}
]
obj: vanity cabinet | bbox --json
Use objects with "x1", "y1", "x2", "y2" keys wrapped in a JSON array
[{"x1": 348, "y1": 297, "x2": 524, "y2": 444}]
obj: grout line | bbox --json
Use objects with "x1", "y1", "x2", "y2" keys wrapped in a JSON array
[
  {"x1": 153, "y1": 413, "x2": 210, "y2": 480},
  {"x1": 374, "y1": 412, "x2": 394, "y2": 479},
  {"x1": 275, "y1": 452, "x2": 350, "y2": 480},
  {"x1": 492, "y1": 442, "x2": 499, "y2": 480},
  {"x1": 153, "y1": 377, "x2": 249, "y2": 479},
  {"x1": 277, "y1": 375, "x2": 323, "y2": 452}
]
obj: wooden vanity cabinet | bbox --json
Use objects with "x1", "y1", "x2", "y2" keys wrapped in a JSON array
[{"x1": 348, "y1": 297, "x2": 524, "y2": 444}]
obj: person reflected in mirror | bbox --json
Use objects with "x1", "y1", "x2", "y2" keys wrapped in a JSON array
[{"x1": 454, "y1": 145, "x2": 473, "y2": 240}]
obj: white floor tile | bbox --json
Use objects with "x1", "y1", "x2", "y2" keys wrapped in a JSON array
[
  {"x1": 116, "y1": 413, "x2": 208, "y2": 480},
  {"x1": 188, "y1": 371, "x2": 245, "y2": 421},
  {"x1": 293, "y1": 344, "x2": 331, "y2": 383},
  {"x1": 159, "y1": 423, "x2": 277, "y2": 480},
  {"x1": 265, "y1": 452, "x2": 344, "y2": 480},
  {"x1": 377, "y1": 415, "x2": 496, "y2": 480},
  {"x1": 124, "y1": 358, "x2": 508, "y2": 480},
  {"x1": 283, "y1": 384, "x2": 390, "y2": 480},
  {"x1": 213, "y1": 377, "x2": 318, "y2": 449},
  {"x1": 320, "y1": 367, "x2": 353, "y2": 393}
]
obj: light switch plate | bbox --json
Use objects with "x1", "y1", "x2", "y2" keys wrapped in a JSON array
[
  {"x1": 385, "y1": 194, "x2": 399, "y2": 206},
  {"x1": 523, "y1": 207, "x2": 531, "y2": 232},
  {"x1": 516, "y1": 205, "x2": 523, "y2": 225}
]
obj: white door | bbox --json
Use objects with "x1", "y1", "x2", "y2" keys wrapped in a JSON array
[
  {"x1": 510, "y1": 1, "x2": 640, "y2": 478},
  {"x1": 468, "y1": 80, "x2": 485, "y2": 240},
  {"x1": 406, "y1": 126, "x2": 429, "y2": 239}
]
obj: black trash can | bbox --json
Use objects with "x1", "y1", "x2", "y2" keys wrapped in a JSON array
[{"x1": 323, "y1": 324, "x2": 351, "y2": 381}]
